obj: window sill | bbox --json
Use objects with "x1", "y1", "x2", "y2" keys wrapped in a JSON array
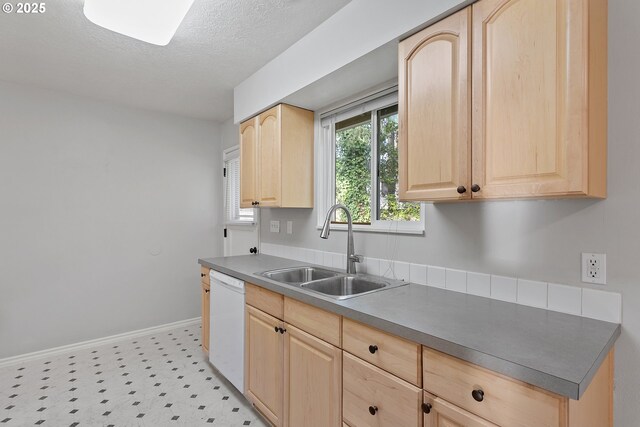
[{"x1": 315, "y1": 223, "x2": 424, "y2": 235}]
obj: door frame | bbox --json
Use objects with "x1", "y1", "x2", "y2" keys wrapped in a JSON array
[{"x1": 224, "y1": 146, "x2": 259, "y2": 256}]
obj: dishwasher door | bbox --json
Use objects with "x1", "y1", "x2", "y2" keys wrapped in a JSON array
[{"x1": 210, "y1": 270, "x2": 245, "y2": 393}]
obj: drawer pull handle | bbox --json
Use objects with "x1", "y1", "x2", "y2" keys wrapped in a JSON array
[
  {"x1": 472, "y1": 389, "x2": 484, "y2": 402},
  {"x1": 368, "y1": 406, "x2": 378, "y2": 416},
  {"x1": 368, "y1": 345, "x2": 378, "y2": 354},
  {"x1": 422, "y1": 403, "x2": 432, "y2": 414}
]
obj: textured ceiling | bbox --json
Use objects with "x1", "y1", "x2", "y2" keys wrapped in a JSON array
[{"x1": 0, "y1": 0, "x2": 350, "y2": 121}]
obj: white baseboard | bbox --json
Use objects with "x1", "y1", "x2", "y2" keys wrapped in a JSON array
[{"x1": 0, "y1": 317, "x2": 201, "y2": 369}]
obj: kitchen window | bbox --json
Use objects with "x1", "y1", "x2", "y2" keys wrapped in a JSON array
[{"x1": 317, "y1": 90, "x2": 424, "y2": 234}]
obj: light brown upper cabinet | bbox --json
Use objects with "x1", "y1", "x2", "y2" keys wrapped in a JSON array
[
  {"x1": 240, "y1": 118, "x2": 258, "y2": 207},
  {"x1": 399, "y1": 7, "x2": 471, "y2": 201},
  {"x1": 399, "y1": 0, "x2": 607, "y2": 201},
  {"x1": 240, "y1": 104, "x2": 314, "y2": 208}
]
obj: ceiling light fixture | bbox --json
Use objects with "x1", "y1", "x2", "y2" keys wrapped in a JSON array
[{"x1": 83, "y1": 0, "x2": 195, "y2": 46}]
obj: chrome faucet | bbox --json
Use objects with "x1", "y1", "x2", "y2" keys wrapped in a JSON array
[{"x1": 320, "y1": 204, "x2": 362, "y2": 274}]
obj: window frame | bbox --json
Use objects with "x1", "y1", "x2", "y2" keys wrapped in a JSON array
[
  {"x1": 316, "y1": 90, "x2": 425, "y2": 235},
  {"x1": 224, "y1": 146, "x2": 256, "y2": 226}
]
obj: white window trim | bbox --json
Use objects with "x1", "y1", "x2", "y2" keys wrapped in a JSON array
[
  {"x1": 224, "y1": 146, "x2": 256, "y2": 226},
  {"x1": 315, "y1": 90, "x2": 425, "y2": 235}
]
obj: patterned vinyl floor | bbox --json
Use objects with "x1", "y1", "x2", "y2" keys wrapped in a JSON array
[{"x1": 0, "y1": 323, "x2": 268, "y2": 426}]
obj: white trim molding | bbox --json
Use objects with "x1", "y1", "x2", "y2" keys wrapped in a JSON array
[
  {"x1": 0, "y1": 317, "x2": 201, "y2": 369},
  {"x1": 315, "y1": 88, "x2": 425, "y2": 235}
]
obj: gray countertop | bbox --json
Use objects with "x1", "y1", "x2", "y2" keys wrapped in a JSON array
[{"x1": 199, "y1": 254, "x2": 620, "y2": 400}]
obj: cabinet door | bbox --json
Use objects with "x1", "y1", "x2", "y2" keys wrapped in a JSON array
[
  {"x1": 423, "y1": 392, "x2": 498, "y2": 427},
  {"x1": 471, "y1": 0, "x2": 603, "y2": 198},
  {"x1": 201, "y1": 282, "x2": 210, "y2": 354},
  {"x1": 399, "y1": 7, "x2": 471, "y2": 201},
  {"x1": 343, "y1": 352, "x2": 422, "y2": 427},
  {"x1": 258, "y1": 106, "x2": 282, "y2": 207},
  {"x1": 240, "y1": 118, "x2": 258, "y2": 208},
  {"x1": 245, "y1": 305, "x2": 284, "y2": 426},
  {"x1": 284, "y1": 324, "x2": 342, "y2": 427}
]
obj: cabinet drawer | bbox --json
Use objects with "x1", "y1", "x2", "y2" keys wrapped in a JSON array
[
  {"x1": 423, "y1": 347, "x2": 565, "y2": 427},
  {"x1": 200, "y1": 266, "x2": 210, "y2": 284},
  {"x1": 246, "y1": 283, "x2": 284, "y2": 319},
  {"x1": 423, "y1": 391, "x2": 497, "y2": 427},
  {"x1": 343, "y1": 318, "x2": 421, "y2": 386},
  {"x1": 343, "y1": 352, "x2": 421, "y2": 427},
  {"x1": 284, "y1": 297, "x2": 341, "y2": 347}
]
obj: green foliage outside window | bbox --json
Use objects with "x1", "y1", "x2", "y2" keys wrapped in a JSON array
[
  {"x1": 334, "y1": 104, "x2": 420, "y2": 225},
  {"x1": 377, "y1": 107, "x2": 420, "y2": 222},
  {"x1": 335, "y1": 117, "x2": 371, "y2": 223}
]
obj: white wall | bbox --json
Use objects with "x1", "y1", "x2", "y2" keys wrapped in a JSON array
[
  {"x1": 257, "y1": 0, "x2": 640, "y2": 424},
  {"x1": 233, "y1": 0, "x2": 470, "y2": 122},
  {"x1": 0, "y1": 81, "x2": 223, "y2": 359},
  {"x1": 220, "y1": 117, "x2": 239, "y2": 150}
]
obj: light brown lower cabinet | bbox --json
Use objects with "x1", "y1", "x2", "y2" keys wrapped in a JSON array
[
  {"x1": 423, "y1": 391, "x2": 497, "y2": 427},
  {"x1": 239, "y1": 284, "x2": 614, "y2": 427},
  {"x1": 423, "y1": 346, "x2": 615, "y2": 427},
  {"x1": 245, "y1": 301, "x2": 342, "y2": 427},
  {"x1": 201, "y1": 281, "x2": 210, "y2": 354},
  {"x1": 245, "y1": 305, "x2": 285, "y2": 426},
  {"x1": 284, "y1": 324, "x2": 342, "y2": 427},
  {"x1": 343, "y1": 352, "x2": 422, "y2": 427}
]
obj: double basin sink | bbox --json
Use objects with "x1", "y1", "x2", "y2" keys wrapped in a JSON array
[{"x1": 258, "y1": 266, "x2": 407, "y2": 300}]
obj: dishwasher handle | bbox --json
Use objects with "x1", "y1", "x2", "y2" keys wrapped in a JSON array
[{"x1": 210, "y1": 270, "x2": 245, "y2": 293}]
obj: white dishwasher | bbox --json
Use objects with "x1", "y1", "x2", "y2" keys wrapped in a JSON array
[{"x1": 209, "y1": 270, "x2": 245, "y2": 393}]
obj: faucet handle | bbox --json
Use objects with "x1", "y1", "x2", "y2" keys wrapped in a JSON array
[{"x1": 350, "y1": 254, "x2": 363, "y2": 263}]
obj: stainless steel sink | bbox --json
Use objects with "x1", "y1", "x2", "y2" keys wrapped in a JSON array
[
  {"x1": 301, "y1": 276, "x2": 390, "y2": 300},
  {"x1": 259, "y1": 266, "x2": 341, "y2": 285},
  {"x1": 258, "y1": 266, "x2": 408, "y2": 300}
]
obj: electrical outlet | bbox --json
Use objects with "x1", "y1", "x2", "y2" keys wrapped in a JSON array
[
  {"x1": 270, "y1": 220, "x2": 280, "y2": 233},
  {"x1": 286, "y1": 221, "x2": 293, "y2": 234},
  {"x1": 582, "y1": 253, "x2": 606, "y2": 285}
]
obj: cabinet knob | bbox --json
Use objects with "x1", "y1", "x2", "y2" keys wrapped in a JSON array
[
  {"x1": 422, "y1": 403, "x2": 432, "y2": 414},
  {"x1": 471, "y1": 184, "x2": 481, "y2": 193},
  {"x1": 472, "y1": 389, "x2": 484, "y2": 402},
  {"x1": 274, "y1": 326, "x2": 279, "y2": 333},
  {"x1": 368, "y1": 345, "x2": 378, "y2": 354},
  {"x1": 204, "y1": 289, "x2": 209, "y2": 293},
  {"x1": 201, "y1": 273, "x2": 206, "y2": 278},
  {"x1": 456, "y1": 186, "x2": 467, "y2": 194},
  {"x1": 249, "y1": 247, "x2": 258, "y2": 254},
  {"x1": 279, "y1": 327, "x2": 286, "y2": 334},
  {"x1": 368, "y1": 406, "x2": 378, "y2": 416}
]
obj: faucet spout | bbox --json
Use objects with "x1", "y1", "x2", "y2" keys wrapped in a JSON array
[{"x1": 320, "y1": 204, "x2": 360, "y2": 274}]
